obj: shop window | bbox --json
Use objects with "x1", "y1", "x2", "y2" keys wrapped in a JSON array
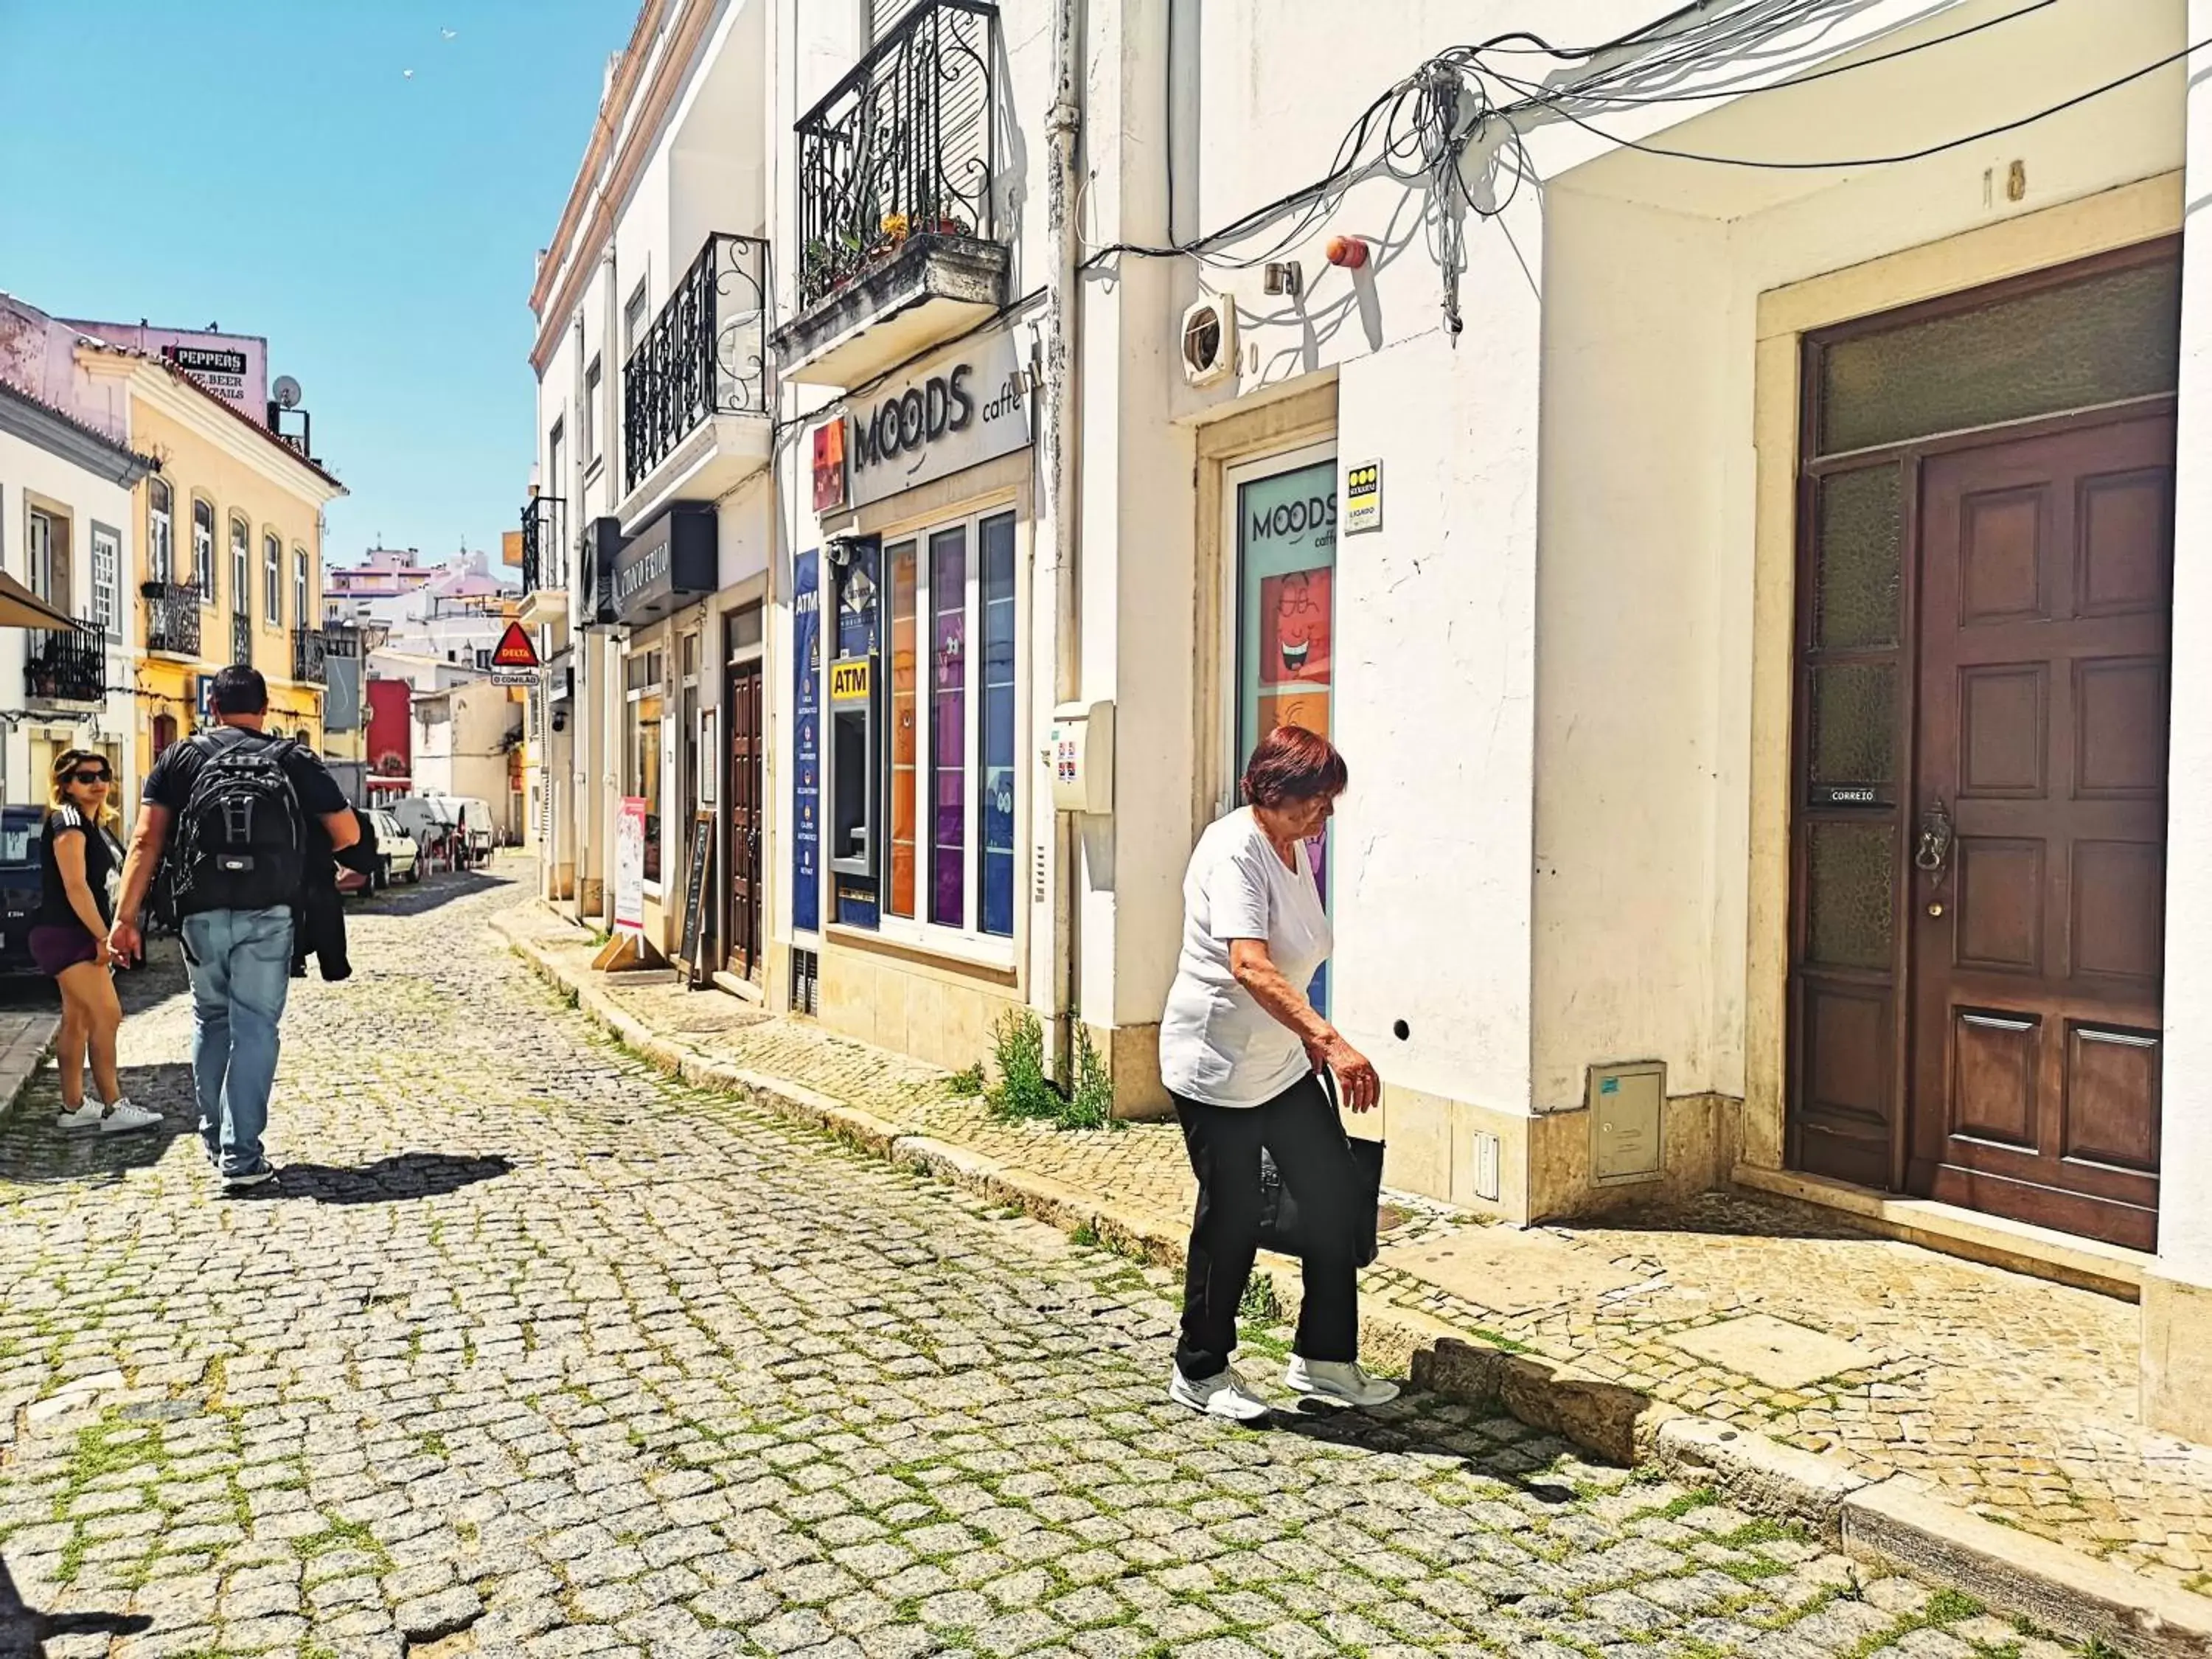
[
  {"x1": 626, "y1": 647, "x2": 664, "y2": 885},
  {"x1": 865, "y1": 507, "x2": 1018, "y2": 946},
  {"x1": 1235, "y1": 453, "x2": 1337, "y2": 1013}
]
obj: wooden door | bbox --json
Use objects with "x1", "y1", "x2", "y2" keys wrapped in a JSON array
[
  {"x1": 1907, "y1": 414, "x2": 2171, "y2": 1250},
  {"x1": 726, "y1": 660, "x2": 763, "y2": 978}
]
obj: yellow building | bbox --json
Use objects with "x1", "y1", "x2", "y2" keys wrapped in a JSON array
[{"x1": 75, "y1": 344, "x2": 346, "y2": 785}]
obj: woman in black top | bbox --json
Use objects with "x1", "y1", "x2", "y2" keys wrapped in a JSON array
[{"x1": 33, "y1": 751, "x2": 158, "y2": 1134}]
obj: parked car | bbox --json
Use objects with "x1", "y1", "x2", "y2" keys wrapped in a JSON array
[
  {"x1": 368, "y1": 810, "x2": 419, "y2": 887},
  {"x1": 0, "y1": 807, "x2": 43, "y2": 975}
]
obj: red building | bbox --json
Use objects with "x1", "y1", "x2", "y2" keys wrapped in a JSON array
[{"x1": 365, "y1": 679, "x2": 412, "y2": 783}]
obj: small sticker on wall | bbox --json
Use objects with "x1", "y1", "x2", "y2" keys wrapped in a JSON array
[{"x1": 1344, "y1": 460, "x2": 1382, "y2": 534}]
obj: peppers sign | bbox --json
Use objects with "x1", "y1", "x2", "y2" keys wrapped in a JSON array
[{"x1": 1344, "y1": 460, "x2": 1382, "y2": 534}]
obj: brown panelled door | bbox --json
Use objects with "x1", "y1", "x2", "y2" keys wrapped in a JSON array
[
  {"x1": 726, "y1": 660, "x2": 764, "y2": 979},
  {"x1": 1907, "y1": 416, "x2": 2169, "y2": 1250},
  {"x1": 1787, "y1": 243, "x2": 2179, "y2": 1251}
]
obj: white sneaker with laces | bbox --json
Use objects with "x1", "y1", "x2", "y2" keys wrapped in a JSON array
[
  {"x1": 1284, "y1": 1356, "x2": 1400, "y2": 1408},
  {"x1": 1169, "y1": 1364, "x2": 1272, "y2": 1422},
  {"x1": 96, "y1": 1098, "x2": 161, "y2": 1135},
  {"x1": 55, "y1": 1102, "x2": 105, "y2": 1132}
]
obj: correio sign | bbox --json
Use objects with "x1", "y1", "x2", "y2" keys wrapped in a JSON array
[{"x1": 846, "y1": 327, "x2": 1034, "y2": 509}]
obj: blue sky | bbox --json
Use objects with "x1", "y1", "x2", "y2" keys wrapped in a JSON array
[{"x1": 0, "y1": 0, "x2": 636, "y2": 568}]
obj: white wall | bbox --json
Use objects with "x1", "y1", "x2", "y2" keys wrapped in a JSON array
[
  {"x1": 1524, "y1": 0, "x2": 2186, "y2": 1119},
  {"x1": 0, "y1": 425, "x2": 135, "y2": 805}
]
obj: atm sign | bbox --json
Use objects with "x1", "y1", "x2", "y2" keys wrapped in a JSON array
[{"x1": 830, "y1": 658, "x2": 871, "y2": 701}]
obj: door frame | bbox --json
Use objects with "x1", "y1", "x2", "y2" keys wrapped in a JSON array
[
  {"x1": 725, "y1": 647, "x2": 765, "y2": 981},
  {"x1": 1784, "y1": 238, "x2": 2180, "y2": 1197}
]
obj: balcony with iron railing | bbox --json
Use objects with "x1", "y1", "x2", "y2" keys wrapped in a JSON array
[
  {"x1": 230, "y1": 611, "x2": 252, "y2": 667},
  {"x1": 622, "y1": 234, "x2": 771, "y2": 501},
  {"x1": 773, "y1": 0, "x2": 1007, "y2": 383},
  {"x1": 24, "y1": 624, "x2": 105, "y2": 706},
  {"x1": 293, "y1": 622, "x2": 358, "y2": 685},
  {"x1": 142, "y1": 581, "x2": 201, "y2": 658}
]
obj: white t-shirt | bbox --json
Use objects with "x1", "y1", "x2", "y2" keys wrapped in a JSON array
[{"x1": 1159, "y1": 809, "x2": 1332, "y2": 1107}]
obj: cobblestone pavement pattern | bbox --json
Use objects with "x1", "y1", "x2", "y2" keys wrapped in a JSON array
[
  {"x1": 501, "y1": 914, "x2": 2212, "y2": 1594},
  {"x1": 2, "y1": 870, "x2": 2000, "y2": 1659}
]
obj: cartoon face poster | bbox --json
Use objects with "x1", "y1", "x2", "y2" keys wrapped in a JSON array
[{"x1": 1256, "y1": 567, "x2": 1332, "y2": 689}]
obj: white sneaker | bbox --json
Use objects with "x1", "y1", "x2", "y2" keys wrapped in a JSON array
[
  {"x1": 55, "y1": 1102, "x2": 105, "y2": 1132},
  {"x1": 97, "y1": 1098, "x2": 161, "y2": 1135},
  {"x1": 1284, "y1": 1356, "x2": 1400, "y2": 1408},
  {"x1": 1169, "y1": 1364, "x2": 1273, "y2": 1422}
]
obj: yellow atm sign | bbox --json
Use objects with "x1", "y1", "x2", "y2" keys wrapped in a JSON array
[{"x1": 830, "y1": 658, "x2": 872, "y2": 701}]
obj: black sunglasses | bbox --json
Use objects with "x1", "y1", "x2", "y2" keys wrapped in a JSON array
[{"x1": 69, "y1": 769, "x2": 111, "y2": 785}]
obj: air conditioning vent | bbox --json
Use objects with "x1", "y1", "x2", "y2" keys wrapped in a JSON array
[
  {"x1": 1180, "y1": 294, "x2": 1236, "y2": 388},
  {"x1": 790, "y1": 946, "x2": 820, "y2": 1016}
]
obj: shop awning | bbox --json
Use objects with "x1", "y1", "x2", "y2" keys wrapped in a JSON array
[{"x1": 0, "y1": 572, "x2": 81, "y2": 631}]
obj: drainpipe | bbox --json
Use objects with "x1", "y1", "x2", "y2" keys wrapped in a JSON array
[{"x1": 1041, "y1": 0, "x2": 1085, "y2": 1087}]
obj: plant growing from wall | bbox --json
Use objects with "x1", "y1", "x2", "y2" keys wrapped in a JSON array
[{"x1": 984, "y1": 1009, "x2": 1114, "y2": 1131}]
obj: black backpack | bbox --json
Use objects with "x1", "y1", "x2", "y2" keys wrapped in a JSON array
[{"x1": 168, "y1": 730, "x2": 307, "y2": 916}]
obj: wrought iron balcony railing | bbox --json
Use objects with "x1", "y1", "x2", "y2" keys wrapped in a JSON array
[
  {"x1": 231, "y1": 611, "x2": 252, "y2": 667},
  {"x1": 518, "y1": 501, "x2": 542, "y2": 595},
  {"x1": 143, "y1": 581, "x2": 201, "y2": 658},
  {"x1": 795, "y1": 0, "x2": 998, "y2": 311},
  {"x1": 24, "y1": 624, "x2": 105, "y2": 706},
  {"x1": 293, "y1": 622, "x2": 360, "y2": 686},
  {"x1": 622, "y1": 234, "x2": 771, "y2": 496}
]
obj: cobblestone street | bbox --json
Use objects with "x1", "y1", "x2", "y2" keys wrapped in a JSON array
[{"x1": 1, "y1": 870, "x2": 1989, "y2": 1659}]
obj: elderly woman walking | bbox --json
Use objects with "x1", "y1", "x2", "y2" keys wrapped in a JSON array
[
  {"x1": 32, "y1": 750, "x2": 158, "y2": 1134},
  {"x1": 1158, "y1": 724, "x2": 1394, "y2": 1419}
]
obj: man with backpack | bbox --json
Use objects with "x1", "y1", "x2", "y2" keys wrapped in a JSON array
[{"x1": 109, "y1": 666, "x2": 361, "y2": 1190}]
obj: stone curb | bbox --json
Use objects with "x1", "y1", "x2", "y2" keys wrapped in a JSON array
[
  {"x1": 491, "y1": 908, "x2": 2210, "y2": 1656},
  {"x1": 0, "y1": 1015, "x2": 58, "y2": 1127}
]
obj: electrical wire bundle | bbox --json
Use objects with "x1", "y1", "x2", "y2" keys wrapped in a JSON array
[{"x1": 1088, "y1": 0, "x2": 2203, "y2": 337}]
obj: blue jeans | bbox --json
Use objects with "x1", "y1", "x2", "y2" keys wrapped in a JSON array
[{"x1": 180, "y1": 907, "x2": 294, "y2": 1176}]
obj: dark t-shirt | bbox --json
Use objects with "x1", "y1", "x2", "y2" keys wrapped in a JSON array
[
  {"x1": 36, "y1": 807, "x2": 116, "y2": 933},
  {"x1": 144, "y1": 726, "x2": 349, "y2": 821}
]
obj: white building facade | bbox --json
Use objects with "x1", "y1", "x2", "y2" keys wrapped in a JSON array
[
  {"x1": 0, "y1": 380, "x2": 145, "y2": 810},
  {"x1": 532, "y1": 0, "x2": 2212, "y2": 1443}
]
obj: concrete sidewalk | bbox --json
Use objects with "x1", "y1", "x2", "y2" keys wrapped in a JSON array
[{"x1": 493, "y1": 897, "x2": 2212, "y2": 1649}]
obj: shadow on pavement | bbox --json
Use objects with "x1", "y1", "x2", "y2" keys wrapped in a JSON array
[
  {"x1": 351, "y1": 869, "x2": 507, "y2": 918},
  {"x1": 1264, "y1": 1391, "x2": 1606, "y2": 1495},
  {"x1": 0, "y1": 1555, "x2": 150, "y2": 1658},
  {"x1": 226, "y1": 1151, "x2": 515, "y2": 1204},
  {"x1": 0, "y1": 1062, "x2": 195, "y2": 1189}
]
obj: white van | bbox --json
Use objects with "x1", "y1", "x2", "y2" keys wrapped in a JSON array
[
  {"x1": 449, "y1": 797, "x2": 498, "y2": 863},
  {"x1": 388, "y1": 796, "x2": 465, "y2": 869}
]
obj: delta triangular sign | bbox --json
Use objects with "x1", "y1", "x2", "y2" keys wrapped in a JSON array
[{"x1": 490, "y1": 621, "x2": 540, "y2": 669}]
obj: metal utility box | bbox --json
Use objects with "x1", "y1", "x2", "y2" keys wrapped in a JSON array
[{"x1": 1588, "y1": 1060, "x2": 1665, "y2": 1186}]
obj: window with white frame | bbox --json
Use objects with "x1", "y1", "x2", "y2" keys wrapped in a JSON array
[
  {"x1": 264, "y1": 532, "x2": 283, "y2": 625},
  {"x1": 880, "y1": 507, "x2": 1018, "y2": 942},
  {"x1": 230, "y1": 515, "x2": 251, "y2": 619},
  {"x1": 91, "y1": 524, "x2": 120, "y2": 637},
  {"x1": 546, "y1": 418, "x2": 567, "y2": 588},
  {"x1": 27, "y1": 509, "x2": 54, "y2": 602},
  {"x1": 147, "y1": 479, "x2": 174, "y2": 583},
  {"x1": 293, "y1": 546, "x2": 309, "y2": 628},
  {"x1": 582, "y1": 357, "x2": 602, "y2": 467},
  {"x1": 192, "y1": 498, "x2": 215, "y2": 602}
]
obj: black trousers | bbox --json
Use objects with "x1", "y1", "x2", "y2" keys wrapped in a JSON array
[{"x1": 1172, "y1": 1072, "x2": 1359, "y2": 1380}]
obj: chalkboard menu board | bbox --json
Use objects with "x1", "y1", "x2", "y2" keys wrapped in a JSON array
[{"x1": 678, "y1": 810, "x2": 714, "y2": 987}]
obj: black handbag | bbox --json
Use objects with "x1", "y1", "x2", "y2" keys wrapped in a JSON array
[{"x1": 1256, "y1": 1076, "x2": 1386, "y2": 1267}]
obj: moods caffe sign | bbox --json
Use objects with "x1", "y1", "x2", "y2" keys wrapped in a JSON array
[{"x1": 842, "y1": 327, "x2": 1036, "y2": 509}]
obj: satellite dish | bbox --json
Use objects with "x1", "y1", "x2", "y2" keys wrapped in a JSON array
[{"x1": 274, "y1": 375, "x2": 303, "y2": 408}]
